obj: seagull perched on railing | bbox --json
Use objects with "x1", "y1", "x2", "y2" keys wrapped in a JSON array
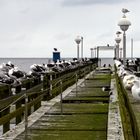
[
  {"x1": 123, "y1": 74, "x2": 136, "y2": 90},
  {"x1": 131, "y1": 80, "x2": 140, "y2": 101},
  {"x1": 54, "y1": 48, "x2": 57, "y2": 51},
  {"x1": 122, "y1": 8, "x2": 130, "y2": 14},
  {"x1": 116, "y1": 31, "x2": 121, "y2": 35}
]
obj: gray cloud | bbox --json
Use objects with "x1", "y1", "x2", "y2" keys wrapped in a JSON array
[
  {"x1": 62, "y1": 0, "x2": 131, "y2": 6},
  {"x1": 0, "y1": 0, "x2": 139, "y2": 58}
]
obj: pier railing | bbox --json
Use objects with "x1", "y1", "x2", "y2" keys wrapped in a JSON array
[
  {"x1": 0, "y1": 62, "x2": 97, "y2": 134},
  {"x1": 115, "y1": 67, "x2": 140, "y2": 140}
]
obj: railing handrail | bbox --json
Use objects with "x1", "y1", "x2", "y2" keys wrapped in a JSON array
[
  {"x1": 115, "y1": 65, "x2": 140, "y2": 140},
  {"x1": 0, "y1": 62, "x2": 97, "y2": 135}
]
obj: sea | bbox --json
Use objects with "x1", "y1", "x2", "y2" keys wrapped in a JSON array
[{"x1": 0, "y1": 58, "x2": 114, "y2": 72}]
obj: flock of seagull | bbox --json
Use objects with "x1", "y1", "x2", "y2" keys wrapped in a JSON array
[
  {"x1": 0, "y1": 58, "x2": 90, "y2": 85},
  {"x1": 115, "y1": 59, "x2": 140, "y2": 101}
]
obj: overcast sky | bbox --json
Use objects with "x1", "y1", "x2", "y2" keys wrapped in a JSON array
[{"x1": 0, "y1": 0, "x2": 140, "y2": 58}]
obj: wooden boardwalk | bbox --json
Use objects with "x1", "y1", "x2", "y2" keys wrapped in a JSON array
[{"x1": 14, "y1": 69, "x2": 111, "y2": 140}]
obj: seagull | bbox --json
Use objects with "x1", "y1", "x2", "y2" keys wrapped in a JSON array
[
  {"x1": 116, "y1": 31, "x2": 121, "y2": 35},
  {"x1": 54, "y1": 48, "x2": 57, "y2": 51},
  {"x1": 122, "y1": 8, "x2": 130, "y2": 14},
  {"x1": 102, "y1": 86, "x2": 111, "y2": 91},
  {"x1": 8, "y1": 67, "x2": 25, "y2": 79},
  {"x1": 123, "y1": 74, "x2": 136, "y2": 90},
  {"x1": 114, "y1": 59, "x2": 122, "y2": 68},
  {"x1": 131, "y1": 80, "x2": 140, "y2": 101}
]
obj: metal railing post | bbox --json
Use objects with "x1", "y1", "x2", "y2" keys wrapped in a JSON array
[
  {"x1": 84, "y1": 68, "x2": 86, "y2": 86},
  {"x1": 40, "y1": 74, "x2": 44, "y2": 91},
  {"x1": 22, "y1": 88, "x2": 28, "y2": 139},
  {"x1": 60, "y1": 80, "x2": 63, "y2": 115},
  {"x1": 49, "y1": 74, "x2": 52, "y2": 96},
  {"x1": 75, "y1": 73, "x2": 78, "y2": 97}
]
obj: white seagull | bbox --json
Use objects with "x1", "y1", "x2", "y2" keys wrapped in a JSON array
[
  {"x1": 114, "y1": 59, "x2": 123, "y2": 68},
  {"x1": 123, "y1": 74, "x2": 136, "y2": 90},
  {"x1": 131, "y1": 80, "x2": 140, "y2": 101}
]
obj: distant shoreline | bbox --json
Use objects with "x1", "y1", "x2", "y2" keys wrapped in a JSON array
[{"x1": 0, "y1": 57, "x2": 138, "y2": 59}]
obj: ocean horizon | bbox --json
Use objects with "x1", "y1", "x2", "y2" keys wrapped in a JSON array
[{"x1": 0, "y1": 58, "x2": 114, "y2": 73}]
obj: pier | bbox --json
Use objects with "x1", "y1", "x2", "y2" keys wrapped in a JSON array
[
  {"x1": 1, "y1": 64, "x2": 112, "y2": 140},
  {"x1": 1, "y1": 2, "x2": 140, "y2": 139},
  {"x1": 0, "y1": 59, "x2": 140, "y2": 139}
]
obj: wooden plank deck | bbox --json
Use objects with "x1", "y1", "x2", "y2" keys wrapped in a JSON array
[{"x1": 14, "y1": 70, "x2": 111, "y2": 140}]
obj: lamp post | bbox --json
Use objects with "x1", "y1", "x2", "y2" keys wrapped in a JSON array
[
  {"x1": 115, "y1": 31, "x2": 121, "y2": 59},
  {"x1": 75, "y1": 36, "x2": 81, "y2": 60},
  {"x1": 97, "y1": 47, "x2": 99, "y2": 59},
  {"x1": 81, "y1": 36, "x2": 83, "y2": 58},
  {"x1": 114, "y1": 46, "x2": 117, "y2": 59},
  {"x1": 120, "y1": 48, "x2": 123, "y2": 59},
  {"x1": 90, "y1": 48, "x2": 94, "y2": 58},
  {"x1": 118, "y1": 9, "x2": 131, "y2": 66},
  {"x1": 131, "y1": 38, "x2": 133, "y2": 59},
  {"x1": 94, "y1": 47, "x2": 97, "y2": 58}
]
